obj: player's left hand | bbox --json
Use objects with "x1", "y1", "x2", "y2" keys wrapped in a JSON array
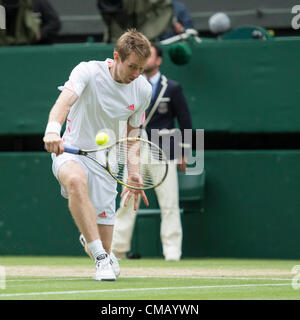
[{"x1": 121, "y1": 174, "x2": 149, "y2": 210}]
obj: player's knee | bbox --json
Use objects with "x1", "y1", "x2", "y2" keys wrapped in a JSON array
[{"x1": 66, "y1": 174, "x2": 88, "y2": 196}]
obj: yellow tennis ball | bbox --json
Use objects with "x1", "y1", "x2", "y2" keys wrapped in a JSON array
[{"x1": 95, "y1": 132, "x2": 109, "y2": 146}]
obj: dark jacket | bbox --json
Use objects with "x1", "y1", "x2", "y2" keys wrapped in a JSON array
[
  {"x1": 159, "y1": 0, "x2": 194, "y2": 41},
  {"x1": 0, "y1": 0, "x2": 40, "y2": 45},
  {"x1": 32, "y1": 0, "x2": 61, "y2": 44},
  {"x1": 142, "y1": 74, "x2": 192, "y2": 160}
]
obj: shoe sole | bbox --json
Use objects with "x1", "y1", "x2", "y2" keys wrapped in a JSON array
[
  {"x1": 94, "y1": 277, "x2": 116, "y2": 281},
  {"x1": 100, "y1": 279, "x2": 116, "y2": 281}
]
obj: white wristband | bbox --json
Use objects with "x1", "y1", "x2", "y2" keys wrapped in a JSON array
[{"x1": 45, "y1": 121, "x2": 62, "y2": 136}]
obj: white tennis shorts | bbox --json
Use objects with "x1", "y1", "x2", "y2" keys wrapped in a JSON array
[{"x1": 51, "y1": 152, "x2": 118, "y2": 225}]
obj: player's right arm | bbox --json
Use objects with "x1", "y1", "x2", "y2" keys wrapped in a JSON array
[{"x1": 43, "y1": 89, "x2": 78, "y2": 156}]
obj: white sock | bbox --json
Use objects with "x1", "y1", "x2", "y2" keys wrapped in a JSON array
[{"x1": 87, "y1": 239, "x2": 106, "y2": 262}]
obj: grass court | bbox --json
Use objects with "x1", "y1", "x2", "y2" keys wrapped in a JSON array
[{"x1": 0, "y1": 256, "x2": 299, "y2": 300}]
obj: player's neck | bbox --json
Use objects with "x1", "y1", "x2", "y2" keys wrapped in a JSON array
[{"x1": 109, "y1": 61, "x2": 123, "y2": 83}]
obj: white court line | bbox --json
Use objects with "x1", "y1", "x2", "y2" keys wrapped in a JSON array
[
  {"x1": 5, "y1": 276, "x2": 293, "y2": 282},
  {"x1": 0, "y1": 283, "x2": 291, "y2": 298},
  {"x1": 6, "y1": 278, "x2": 88, "y2": 282}
]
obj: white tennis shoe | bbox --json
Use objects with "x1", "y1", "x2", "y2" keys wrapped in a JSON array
[
  {"x1": 79, "y1": 234, "x2": 120, "y2": 278},
  {"x1": 95, "y1": 253, "x2": 116, "y2": 281}
]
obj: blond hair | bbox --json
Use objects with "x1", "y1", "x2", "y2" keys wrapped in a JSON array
[{"x1": 115, "y1": 29, "x2": 151, "y2": 62}]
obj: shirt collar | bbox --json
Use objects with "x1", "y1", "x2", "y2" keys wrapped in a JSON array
[{"x1": 147, "y1": 71, "x2": 161, "y2": 85}]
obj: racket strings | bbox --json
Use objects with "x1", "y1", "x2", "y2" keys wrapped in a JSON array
[{"x1": 107, "y1": 140, "x2": 168, "y2": 189}]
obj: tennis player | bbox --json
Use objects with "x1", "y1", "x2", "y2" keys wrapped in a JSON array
[{"x1": 43, "y1": 29, "x2": 152, "y2": 281}]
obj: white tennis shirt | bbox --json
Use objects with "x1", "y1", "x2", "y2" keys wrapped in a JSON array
[{"x1": 59, "y1": 59, "x2": 152, "y2": 149}]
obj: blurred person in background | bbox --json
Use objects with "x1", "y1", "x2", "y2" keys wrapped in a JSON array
[
  {"x1": 32, "y1": 0, "x2": 61, "y2": 44},
  {"x1": 159, "y1": 0, "x2": 194, "y2": 41},
  {"x1": 0, "y1": 0, "x2": 60, "y2": 45},
  {"x1": 97, "y1": 0, "x2": 173, "y2": 43}
]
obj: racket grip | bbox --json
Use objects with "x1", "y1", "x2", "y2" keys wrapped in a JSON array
[{"x1": 64, "y1": 146, "x2": 80, "y2": 155}]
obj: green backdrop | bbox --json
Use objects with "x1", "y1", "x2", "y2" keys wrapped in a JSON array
[
  {"x1": 0, "y1": 151, "x2": 300, "y2": 259},
  {"x1": 1, "y1": 37, "x2": 300, "y2": 258},
  {"x1": 1, "y1": 37, "x2": 300, "y2": 135}
]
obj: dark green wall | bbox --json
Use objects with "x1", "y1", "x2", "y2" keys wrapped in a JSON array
[
  {"x1": 0, "y1": 153, "x2": 81, "y2": 255},
  {"x1": 0, "y1": 44, "x2": 114, "y2": 135},
  {"x1": 1, "y1": 38, "x2": 300, "y2": 135},
  {"x1": 1, "y1": 151, "x2": 300, "y2": 259},
  {"x1": 132, "y1": 151, "x2": 300, "y2": 259},
  {"x1": 165, "y1": 38, "x2": 300, "y2": 133},
  {"x1": 185, "y1": 151, "x2": 300, "y2": 259}
]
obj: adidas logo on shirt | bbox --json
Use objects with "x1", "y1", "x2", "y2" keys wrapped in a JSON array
[{"x1": 126, "y1": 104, "x2": 135, "y2": 111}]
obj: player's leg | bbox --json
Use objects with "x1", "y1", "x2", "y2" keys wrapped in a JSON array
[
  {"x1": 77, "y1": 167, "x2": 116, "y2": 259},
  {"x1": 79, "y1": 234, "x2": 94, "y2": 260},
  {"x1": 97, "y1": 224, "x2": 114, "y2": 254},
  {"x1": 97, "y1": 224, "x2": 120, "y2": 277},
  {"x1": 58, "y1": 160, "x2": 100, "y2": 243},
  {"x1": 79, "y1": 230, "x2": 120, "y2": 278},
  {"x1": 56, "y1": 158, "x2": 115, "y2": 280},
  {"x1": 79, "y1": 226, "x2": 113, "y2": 258},
  {"x1": 155, "y1": 160, "x2": 182, "y2": 261},
  {"x1": 86, "y1": 164, "x2": 120, "y2": 277}
]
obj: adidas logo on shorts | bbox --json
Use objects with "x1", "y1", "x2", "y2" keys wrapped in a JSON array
[{"x1": 98, "y1": 211, "x2": 106, "y2": 218}]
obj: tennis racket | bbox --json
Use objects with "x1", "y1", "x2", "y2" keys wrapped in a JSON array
[{"x1": 63, "y1": 137, "x2": 168, "y2": 190}]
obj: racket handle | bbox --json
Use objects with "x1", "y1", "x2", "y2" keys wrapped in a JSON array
[
  {"x1": 64, "y1": 146, "x2": 80, "y2": 155},
  {"x1": 43, "y1": 144, "x2": 80, "y2": 155}
]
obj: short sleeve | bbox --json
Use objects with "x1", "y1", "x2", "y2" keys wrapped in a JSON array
[
  {"x1": 128, "y1": 89, "x2": 151, "y2": 128},
  {"x1": 58, "y1": 62, "x2": 91, "y2": 97}
]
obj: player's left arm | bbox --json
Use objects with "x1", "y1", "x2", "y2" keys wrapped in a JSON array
[
  {"x1": 43, "y1": 89, "x2": 78, "y2": 155},
  {"x1": 120, "y1": 123, "x2": 149, "y2": 210}
]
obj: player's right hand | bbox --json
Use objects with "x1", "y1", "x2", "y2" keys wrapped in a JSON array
[
  {"x1": 121, "y1": 173, "x2": 149, "y2": 211},
  {"x1": 43, "y1": 133, "x2": 64, "y2": 156}
]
